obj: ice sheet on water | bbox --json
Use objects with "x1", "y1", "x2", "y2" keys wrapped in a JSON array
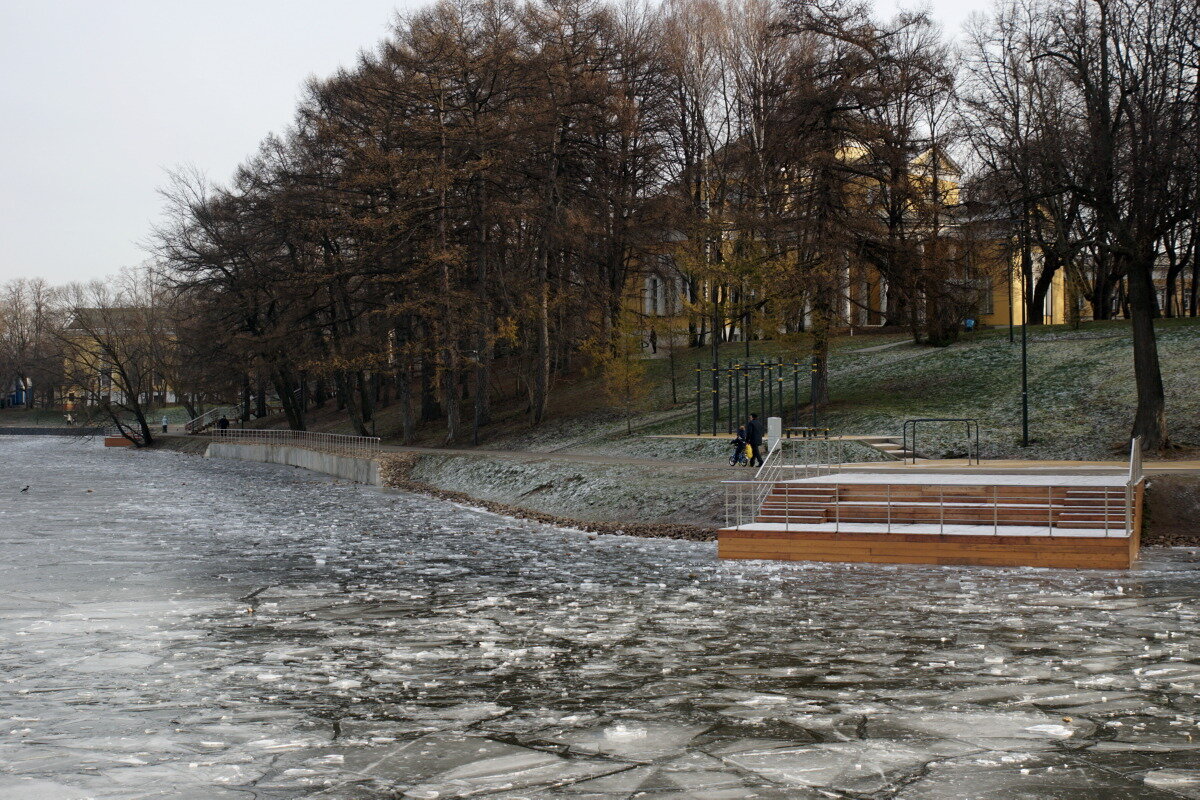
[
  {"x1": 0, "y1": 778, "x2": 92, "y2": 800},
  {"x1": 866, "y1": 710, "x2": 1096, "y2": 743},
  {"x1": 1135, "y1": 662, "x2": 1200, "y2": 684},
  {"x1": 1102, "y1": 714, "x2": 1200, "y2": 745},
  {"x1": 383, "y1": 736, "x2": 622, "y2": 798},
  {"x1": 1057, "y1": 697, "x2": 1162, "y2": 717},
  {"x1": 721, "y1": 739, "x2": 978, "y2": 794},
  {"x1": 939, "y1": 682, "x2": 1083, "y2": 704},
  {"x1": 894, "y1": 751, "x2": 1188, "y2": 800},
  {"x1": 534, "y1": 720, "x2": 710, "y2": 762},
  {"x1": 563, "y1": 763, "x2": 749, "y2": 794},
  {"x1": 1141, "y1": 769, "x2": 1200, "y2": 799}
]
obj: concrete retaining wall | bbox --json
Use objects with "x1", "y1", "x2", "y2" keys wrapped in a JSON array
[{"x1": 206, "y1": 442, "x2": 381, "y2": 486}]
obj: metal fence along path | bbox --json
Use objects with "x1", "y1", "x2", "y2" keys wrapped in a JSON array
[{"x1": 207, "y1": 428, "x2": 381, "y2": 458}]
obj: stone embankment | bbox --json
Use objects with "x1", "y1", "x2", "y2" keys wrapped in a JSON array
[
  {"x1": 379, "y1": 453, "x2": 717, "y2": 542},
  {"x1": 1143, "y1": 474, "x2": 1200, "y2": 546},
  {"x1": 156, "y1": 435, "x2": 722, "y2": 541}
]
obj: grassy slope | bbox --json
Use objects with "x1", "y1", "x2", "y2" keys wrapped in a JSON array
[
  {"x1": 809, "y1": 319, "x2": 1200, "y2": 460},
  {"x1": 297, "y1": 317, "x2": 1200, "y2": 461}
]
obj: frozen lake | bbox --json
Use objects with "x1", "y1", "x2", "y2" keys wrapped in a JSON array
[{"x1": 2, "y1": 436, "x2": 1199, "y2": 799}]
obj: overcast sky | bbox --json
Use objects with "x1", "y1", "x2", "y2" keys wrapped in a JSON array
[{"x1": 0, "y1": 0, "x2": 988, "y2": 285}]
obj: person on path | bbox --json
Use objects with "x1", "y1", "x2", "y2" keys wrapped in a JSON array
[
  {"x1": 729, "y1": 426, "x2": 749, "y2": 466},
  {"x1": 161, "y1": 414, "x2": 169, "y2": 433},
  {"x1": 746, "y1": 413, "x2": 764, "y2": 467},
  {"x1": 217, "y1": 415, "x2": 229, "y2": 430},
  {"x1": 649, "y1": 328, "x2": 658, "y2": 354}
]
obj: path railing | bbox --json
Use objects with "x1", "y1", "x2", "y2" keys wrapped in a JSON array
[
  {"x1": 208, "y1": 428, "x2": 380, "y2": 458},
  {"x1": 902, "y1": 418, "x2": 979, "y2": 464}
]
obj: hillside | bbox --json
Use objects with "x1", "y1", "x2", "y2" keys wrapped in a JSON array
[{"x1": 298, "y1": 317, "x2": 1199, "y2": 462}]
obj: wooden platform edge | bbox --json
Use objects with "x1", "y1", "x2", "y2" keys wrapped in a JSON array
[
  {"x1": 1130, "y1": 480, "x2": 1144, "y2": 563},
  {"x1": 717, "y1": 528, "x2": 1134, "y2": 570}
]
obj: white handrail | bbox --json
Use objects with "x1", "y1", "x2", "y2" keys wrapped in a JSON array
[
  {"x1": 1126, "y1": 436, "x2": 1143, "y2": 536},
  {"x1": 753, "y1": 438, "x2": 781, "y2": 480},
  {"x1": 1128, "y1": 436, "x2": 1143, "y2": 485}
]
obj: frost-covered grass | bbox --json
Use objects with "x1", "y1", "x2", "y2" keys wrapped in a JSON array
[
  {"x1": 578, "y1": 435, "x2": 888, "y2": 464},
  {"x1": 814, "y1": 319, "x2": 1200, "y2": 460}
]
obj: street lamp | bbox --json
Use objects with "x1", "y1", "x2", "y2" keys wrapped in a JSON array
[
  {"x1": 1021, "y1": 288, "x2": 1029, "y2": 447},
  {"x1": 810, "y1": 355, "x2": 820, "y2": 428}
]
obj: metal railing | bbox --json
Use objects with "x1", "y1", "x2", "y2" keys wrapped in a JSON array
[
  {"x1": 722, "y1": 479, "x2": 1128, "y2": 537},
  {"x1": 754, "y1": 437, "x2": 846, "y2": 481},
  {"x1": 724, "y1": 437, "x2": 847, "y2": 527},
  {"x1": 185, "y1": 403, "x2": 247, "y2": 434},
  {"x1": 207, "y1": 427, "x2": 381, "y2": 458},
  {"x1": 902, "y1": 418, "x2": 980, "y2": 464}
]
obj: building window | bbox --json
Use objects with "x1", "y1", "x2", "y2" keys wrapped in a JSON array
[
  {"x1": 645, "y1": 276, "x2": 669, "y2": 316},
  {"x1": 978, "y1": 281, "x2": 994, "y2": 316}
]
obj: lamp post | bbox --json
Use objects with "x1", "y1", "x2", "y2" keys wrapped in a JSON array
[
  {"x1": 810, "y1": 355, "x2": 820, "y2": 428},
  {"x1": 1021, "y1": 292, "x2": 1029, "y2": 447},
  {"x1": 1018, "y1": 206, "x2": 1032, "y2": 448}
]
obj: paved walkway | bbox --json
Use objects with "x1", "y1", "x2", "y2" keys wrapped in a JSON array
[
  {"x1": 379, "y1": 447, "x2": 1200, "y2": 477},
  {"x1": 379, "y1": 443, "x2": 733, "y2": 472}
]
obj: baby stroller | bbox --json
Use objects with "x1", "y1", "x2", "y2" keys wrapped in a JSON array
[{"x1": 728, "y1": 429, "x2": 750, "y2": 467}]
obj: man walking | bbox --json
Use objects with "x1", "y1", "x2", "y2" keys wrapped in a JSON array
[{"x1": 746, "y1": 413, "x2": 764, "y2": 467}]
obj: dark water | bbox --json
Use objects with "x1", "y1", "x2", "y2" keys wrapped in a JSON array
[{"x1": 2, "y1": 437, "x2": 1199, "y2": 799}]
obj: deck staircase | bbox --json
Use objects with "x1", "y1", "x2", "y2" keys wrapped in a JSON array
[{"x1": 857, "y1": 436, "x2": 925, "y2": 461}]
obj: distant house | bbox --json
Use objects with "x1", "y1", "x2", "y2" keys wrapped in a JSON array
[
  {"x1": 2, "y1": 381, "x2": 29, "y2": 409},
  {"x1": 61, "y1": 307, "x2": 175, "y2": 410}
]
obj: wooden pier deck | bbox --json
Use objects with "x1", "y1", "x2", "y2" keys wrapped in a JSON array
[{"x1": 718, "y1": 473, "x2": 1144, "y2": 569}]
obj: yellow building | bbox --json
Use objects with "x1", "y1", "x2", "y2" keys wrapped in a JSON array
[
  {"x1": 61, "y1": 307, "x2": 175, "y2": 410},
  {"x1": 627, "y1": 145, "x2": 1081, "y2": 338}
]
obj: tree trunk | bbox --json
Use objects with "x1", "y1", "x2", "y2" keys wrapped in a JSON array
[
  {"x1": 809, "y1": 293, "x2": 832, "y2": 407},
  {"x1": 531, "y1": 250, "x2": 550, "y2": 425},
  {"x1": 1029, "y1": 258, "x2": 1059, "y2": 325},
  {"x1": 1190, "y1": 245, "x2": 1199, "y2": 316},
  {"x1": 272, "y1": 367, "x2": 305, "y2": 431},
  {"x1": 397, "y1": 366, "x2": 414, "y2": 444},
  {"x1": 1126, "y1": 259, "x2": 1168, "y2": 452},
  {"x1": 471, "y1": 180, "x2": 491, "y2": 445}
]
